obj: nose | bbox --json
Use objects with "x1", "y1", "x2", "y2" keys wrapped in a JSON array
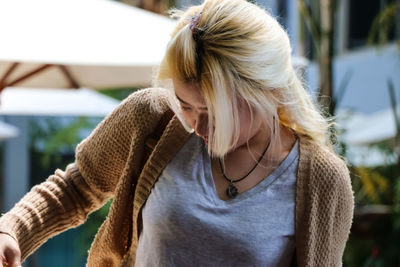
[{"x1": 194, "y1": 113, "x2": 208, "y2": 138}]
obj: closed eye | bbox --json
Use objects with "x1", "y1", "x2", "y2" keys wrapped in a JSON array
[
  {"x1": 181, "y1": 105, "x2": 192, "y2": 111},
  {"x1": 175, "y1": 94, "x2": 207, "y2": 111}
]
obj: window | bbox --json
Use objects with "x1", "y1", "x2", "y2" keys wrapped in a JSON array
[{"x1": 348, "y1": 0, "x2": 399, "y2": 49}]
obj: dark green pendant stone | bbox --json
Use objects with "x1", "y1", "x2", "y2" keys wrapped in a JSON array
[{"x1": 227, "y1": 184, "x2": 238, "y2": 199}]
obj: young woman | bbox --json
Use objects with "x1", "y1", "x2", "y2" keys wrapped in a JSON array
[{"x1": 0, "y1": 0, "x2": 354, "y2": 266}]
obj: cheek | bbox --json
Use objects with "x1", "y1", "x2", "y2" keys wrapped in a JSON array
[
  {"x1": 236, "y1": 106, "x2": 258, "y2": 142},
  {"x1": 181, "y1": 110, "x2": 196, "y2": 128},
  {"x1": 237, "y1": 121, "x2": 252, "y2": 143}
]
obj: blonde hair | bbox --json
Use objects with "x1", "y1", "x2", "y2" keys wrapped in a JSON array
[{"x1": 155, "y1": 0, "x2": 334, "y2": 157}]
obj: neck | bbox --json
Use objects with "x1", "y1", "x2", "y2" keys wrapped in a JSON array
[
  {"x1": 224, "y1": 122, "x2": 296, "y2": 166},
  {"x1": 232, "y1": 122, "x2": 272, "y2": 155}
]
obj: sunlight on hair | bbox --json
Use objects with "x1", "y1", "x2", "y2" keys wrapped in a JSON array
[{"x1": 154, "y1": 0, "x2": 334, "y2": 157}]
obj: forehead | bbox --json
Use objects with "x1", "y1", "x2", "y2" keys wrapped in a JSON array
[{"x1": 172, "y1": 79, "x2": 206, "y2": 106}]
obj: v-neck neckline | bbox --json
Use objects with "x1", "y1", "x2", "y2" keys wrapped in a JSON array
[{"x1": 202, "y1": 139, "x2": 299, "y2": 206}]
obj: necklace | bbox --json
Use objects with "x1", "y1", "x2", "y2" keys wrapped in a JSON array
[{"x1": 218, "y1": 136, "x2": 271, "y2": 199}]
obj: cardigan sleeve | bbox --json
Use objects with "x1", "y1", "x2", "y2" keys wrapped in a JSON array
[
  {"x1": 295, "y1": 140, "x2": 354, "y2": 267},
  {"x1": 0, "y1": 88, "x2": 170, "y2": 262},
  {"x1": 0, "y1": 164, "x2": 110, "y2": 261},
  {"x1": 317, "y1": 158, "x2": 354, "y2": 266}
]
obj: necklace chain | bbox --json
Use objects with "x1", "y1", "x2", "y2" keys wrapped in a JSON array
[
  {"x1": 219, "y1": 136, "x2": 272, "y2": 199},
  {"x1": 218, "y1": 138, "x2": 271, "y2": 183}
]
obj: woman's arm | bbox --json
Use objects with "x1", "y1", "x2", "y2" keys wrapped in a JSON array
[
  {"x1": 0, "y1": 88, "x2": 170, "y2": 262},
  {"x1": 0, "y1": 163, "x2": 111, "y2": 261},
  {"x1": 295, "y1": 140, "x2": 354, "y2": 267}
]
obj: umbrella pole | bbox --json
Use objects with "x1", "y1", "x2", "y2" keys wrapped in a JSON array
[
  {"x1": 0, "y1": 63, "x2": 81, "y2": 93},
  {"x1": 0, "y1": 62, "x2": 20, "y2": 93},
  {"x1": 58, "y1": 65, "x2": 80, "y2": 88},
  {"x1": 0, "y1": 63, "x2": 54, "y2": 93}
]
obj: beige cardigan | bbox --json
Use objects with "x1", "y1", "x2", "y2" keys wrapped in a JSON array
[{"x1": 0, "y1": 88, "x2": 354, "y2": 266}]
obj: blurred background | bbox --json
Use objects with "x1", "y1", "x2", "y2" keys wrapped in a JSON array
[{"x1": 0, "y1": 0, "x2": 399, "y2": 266}]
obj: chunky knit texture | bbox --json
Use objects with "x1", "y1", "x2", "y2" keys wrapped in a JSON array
[{"x1": 0, "y1": 88, "x2": 354, "y2": 266}]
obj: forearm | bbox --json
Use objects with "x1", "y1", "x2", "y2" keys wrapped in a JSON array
[{"x1": 0, "y1": 163, "x2": 112, "y2": 261}]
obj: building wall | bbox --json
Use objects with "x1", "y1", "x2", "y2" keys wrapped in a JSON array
[{"x1": 307, "y1": 44, "x2": 400, "y2": 114}]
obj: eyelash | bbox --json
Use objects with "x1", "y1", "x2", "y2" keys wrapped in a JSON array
[{"x1": 181, "y1": 106, "x2": 192, "y2": 111}]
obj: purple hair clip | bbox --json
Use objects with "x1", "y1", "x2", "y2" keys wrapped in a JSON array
[{"x1": 190, "y1": 12, "x2": 202, "y2": 31}]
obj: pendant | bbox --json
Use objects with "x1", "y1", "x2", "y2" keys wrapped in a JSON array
[{"x1": 226, "y1": 183, "x2": 238, "y2": 199}]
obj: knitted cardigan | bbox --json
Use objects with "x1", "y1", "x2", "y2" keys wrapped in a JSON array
[{"x1": 0, "y1": 88, "x2": 354, "y2": 266}]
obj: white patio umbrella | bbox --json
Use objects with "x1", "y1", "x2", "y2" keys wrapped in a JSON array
[
  {"x1": 340, "y1": 108, "x2": 396, "y2": 146},
  {"x1": 0, "y1": 0, "x2": 176, "y2": 90},
  {"x1": 0, "y1": 87, "x2": 120, "y2": 116},
  {"x1": 0, "y1": 120, "x2": 19, "y2": 140},
  {"x1": 337, "y1": 108, "x2": 397, "y2": 166}
]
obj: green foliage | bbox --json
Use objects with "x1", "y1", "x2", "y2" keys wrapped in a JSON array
[
  {"x1": 98, "y1": 88, "x2": 137, "y2": 101},
  {"x1": 393, "y1": 178, "x2": 400, "y2": 230},
  {"x1": 344, "y1": 219, "x2": 400, "y2": 267},
  {"x1": 168, "y1": 0, "x2": 177, "y2": 8},
  {"x1": 29, "y1": 117, "x2": 98, "y2": 169},
  {"x1": 368, "y1": 3, "x2": 400, "y2": 46},
  {"x1": 298, "y1": 0, "x2": 322, "y2": 57},
  {"x1": 354, "y1": 167, "x2": 389, "y2": 204},
  {"x1": 345, "y1": 160, "x2": 400, "y2": 266},
  {"x1": 74, "y1": 199, "x2": 113, "y2": 261}
]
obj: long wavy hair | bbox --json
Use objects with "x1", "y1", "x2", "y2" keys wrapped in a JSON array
[{"x1": 155, "y1": 0, "x2": 334, "y2": 157}]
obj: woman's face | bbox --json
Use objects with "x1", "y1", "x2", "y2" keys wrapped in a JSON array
[{"x1": 173, "y1": 79, "x2": 265, "y2": 150}]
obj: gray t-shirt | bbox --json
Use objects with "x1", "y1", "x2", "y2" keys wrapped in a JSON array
[{"x1": 135, "y1": 134, "x2": 298, "y2": 267}]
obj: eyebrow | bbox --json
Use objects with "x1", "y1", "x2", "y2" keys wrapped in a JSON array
[
  {"x1": 175, "y1": 93, "x2": 208, "y2": 110},
  {"x1": 175, "y1": 94, "x2": 189, "y2": 105}
]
